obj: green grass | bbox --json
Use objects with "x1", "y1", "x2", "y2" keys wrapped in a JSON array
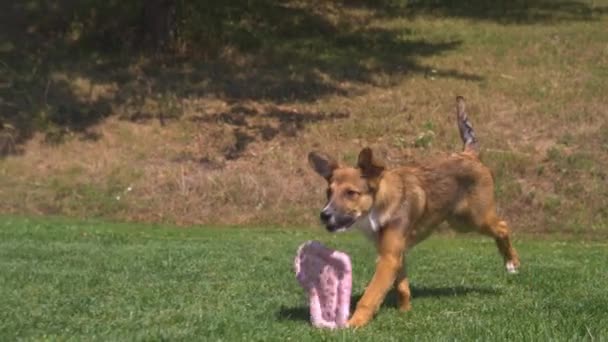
[{"x1": 1, "y1": 217, "x2": 607, "y2": 341}]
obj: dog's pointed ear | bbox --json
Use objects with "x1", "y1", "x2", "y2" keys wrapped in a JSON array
[
  {"x1": 308, "y1": 151, "x2": 338, "y2": 180},
  {"x1": 357, "y1": 147, "x2": 385, "y2": 179}
]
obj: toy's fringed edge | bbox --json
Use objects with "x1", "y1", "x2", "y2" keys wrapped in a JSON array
[{"x1": 294, "y1": 240, "x2": 352, "y2": 329}]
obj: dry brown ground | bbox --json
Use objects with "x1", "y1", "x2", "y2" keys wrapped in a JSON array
[{"x1": 1, "y1": 1, "x2": 607, "y2": 236}]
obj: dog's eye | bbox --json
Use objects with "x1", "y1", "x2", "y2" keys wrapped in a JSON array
[{"x1": 345, "y1": 189, "x2": 360, "y2": 198}]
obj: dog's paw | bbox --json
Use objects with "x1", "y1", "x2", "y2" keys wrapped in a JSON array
[
  {"x1": 347, "y1": 312, "x2": 372, "y2": 329},
  {"x1": 347, "y1": 317, "x2": 368, "y2": 329},
  {"x1": 398, "y1": 303, "x2": 412, "y2": 312},
  {"x1": 505, "y1": 261, "x2": 519, "y2": 274}
]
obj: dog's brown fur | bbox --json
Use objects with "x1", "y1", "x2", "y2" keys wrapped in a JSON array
[{"x1": 308, "y1": 97, "x2": 520, "y2": 328}]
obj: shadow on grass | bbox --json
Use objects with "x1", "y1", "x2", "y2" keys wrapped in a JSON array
[
  {"x1": 2, "y1": 0, "x2": 605, "y2": 156},
  {"x1": 189, "y1": 106, "x2": 350, "y2": 160},
  {"x1": 345, "y1": 0, "x2": 608, "y2": 24},
  {"x1": 410, "y1": 285, "x2": 501, "y2": 298},
  {"x1": 0, "y1": 0, "x2": 472, "y2": 157},
  {"x1": 277, "y1": 284, "x2": 500, "y2": 322},
  {"x1": 277, "y1": 305, "x2": 310, "y2": 322}
]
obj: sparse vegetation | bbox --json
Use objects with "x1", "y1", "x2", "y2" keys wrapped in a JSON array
[{"x1": 1, "y1": 1, "x2": 607, "y2": 235}]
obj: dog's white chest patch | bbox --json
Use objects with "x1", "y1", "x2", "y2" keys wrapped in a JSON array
[
  {"x1": 357, "y1": 210, "x2": 380, "y2": 238},
  {"x1": 368, "y1": 212, "x2": 379, "y2": 232}
]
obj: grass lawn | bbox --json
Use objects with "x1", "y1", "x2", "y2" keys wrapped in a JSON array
[{"x1": 1, "y1": 216, "x2": 607, "y2": 341}]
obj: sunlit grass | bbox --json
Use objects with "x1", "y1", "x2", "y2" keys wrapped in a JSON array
[{"x1": 1, "y1": 216, "x2": 607, "y2": 340}]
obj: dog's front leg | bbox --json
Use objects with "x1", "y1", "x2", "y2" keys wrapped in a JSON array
[{"x1": 348, "y1": 224, "x2": 406, "y2": 328}]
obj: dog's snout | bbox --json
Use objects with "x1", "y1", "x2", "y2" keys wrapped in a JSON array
[{"x1": 320, "y1": 210, "x2": 331, "y2": 222}]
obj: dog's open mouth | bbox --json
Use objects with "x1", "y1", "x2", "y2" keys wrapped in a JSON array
[
  {"x1": 326, "y1": 215, "x2": 359, "y2": 233},
  {"x1": 328, "y1": 221, "x2": 355, "y2": 233}
]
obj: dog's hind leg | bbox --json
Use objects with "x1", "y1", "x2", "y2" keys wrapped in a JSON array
[
  {"x1": 394, "y1": 267, "x2": 411, "y2": 312},
  {"x1": 456, "y1": 172, "x2": 520, "y2": 273},
  {"x1": 449, "y1": 208, "x2": 520, "y2": 273},
  {"x1": 485, "y1": 217, "x2": 520, "y2": 273}
]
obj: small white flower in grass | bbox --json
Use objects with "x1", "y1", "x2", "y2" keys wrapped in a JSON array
[
  {"x1": 116, "y1": 195, "x2": 121, "y2": 201},
  {"x1": 126, "y1": 186, "x2": 133, "y2": 192}
]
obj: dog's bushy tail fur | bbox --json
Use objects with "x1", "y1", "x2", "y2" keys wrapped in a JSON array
[{"x1": 456, "y1": 96, "x2": 479, "y2": 156}]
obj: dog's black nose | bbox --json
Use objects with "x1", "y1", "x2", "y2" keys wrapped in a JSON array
[{"x1": 320, "y1": 210, "x2": 331, "y2": 222}]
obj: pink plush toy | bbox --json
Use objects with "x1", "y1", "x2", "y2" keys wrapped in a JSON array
[{"x1": 294, "y1": 240, "x2": 352, "y2": 329}]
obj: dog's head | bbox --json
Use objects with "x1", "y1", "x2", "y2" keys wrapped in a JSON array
[{"x1": 308, "y1": 147, "x2": 385, "y2": 232}]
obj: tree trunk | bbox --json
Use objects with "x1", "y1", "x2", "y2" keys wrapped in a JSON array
[{"x1": 142, "y1": 0, "x2": 177, "y2": 52}]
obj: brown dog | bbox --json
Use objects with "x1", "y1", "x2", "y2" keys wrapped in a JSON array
[{"x1": 308, "y1": 96, "x2": 520, "y2": 328}]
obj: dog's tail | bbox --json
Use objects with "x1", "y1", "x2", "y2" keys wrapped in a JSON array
[{"x1": 456, "y1": 96, "x2": 479, "y2": 156}]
